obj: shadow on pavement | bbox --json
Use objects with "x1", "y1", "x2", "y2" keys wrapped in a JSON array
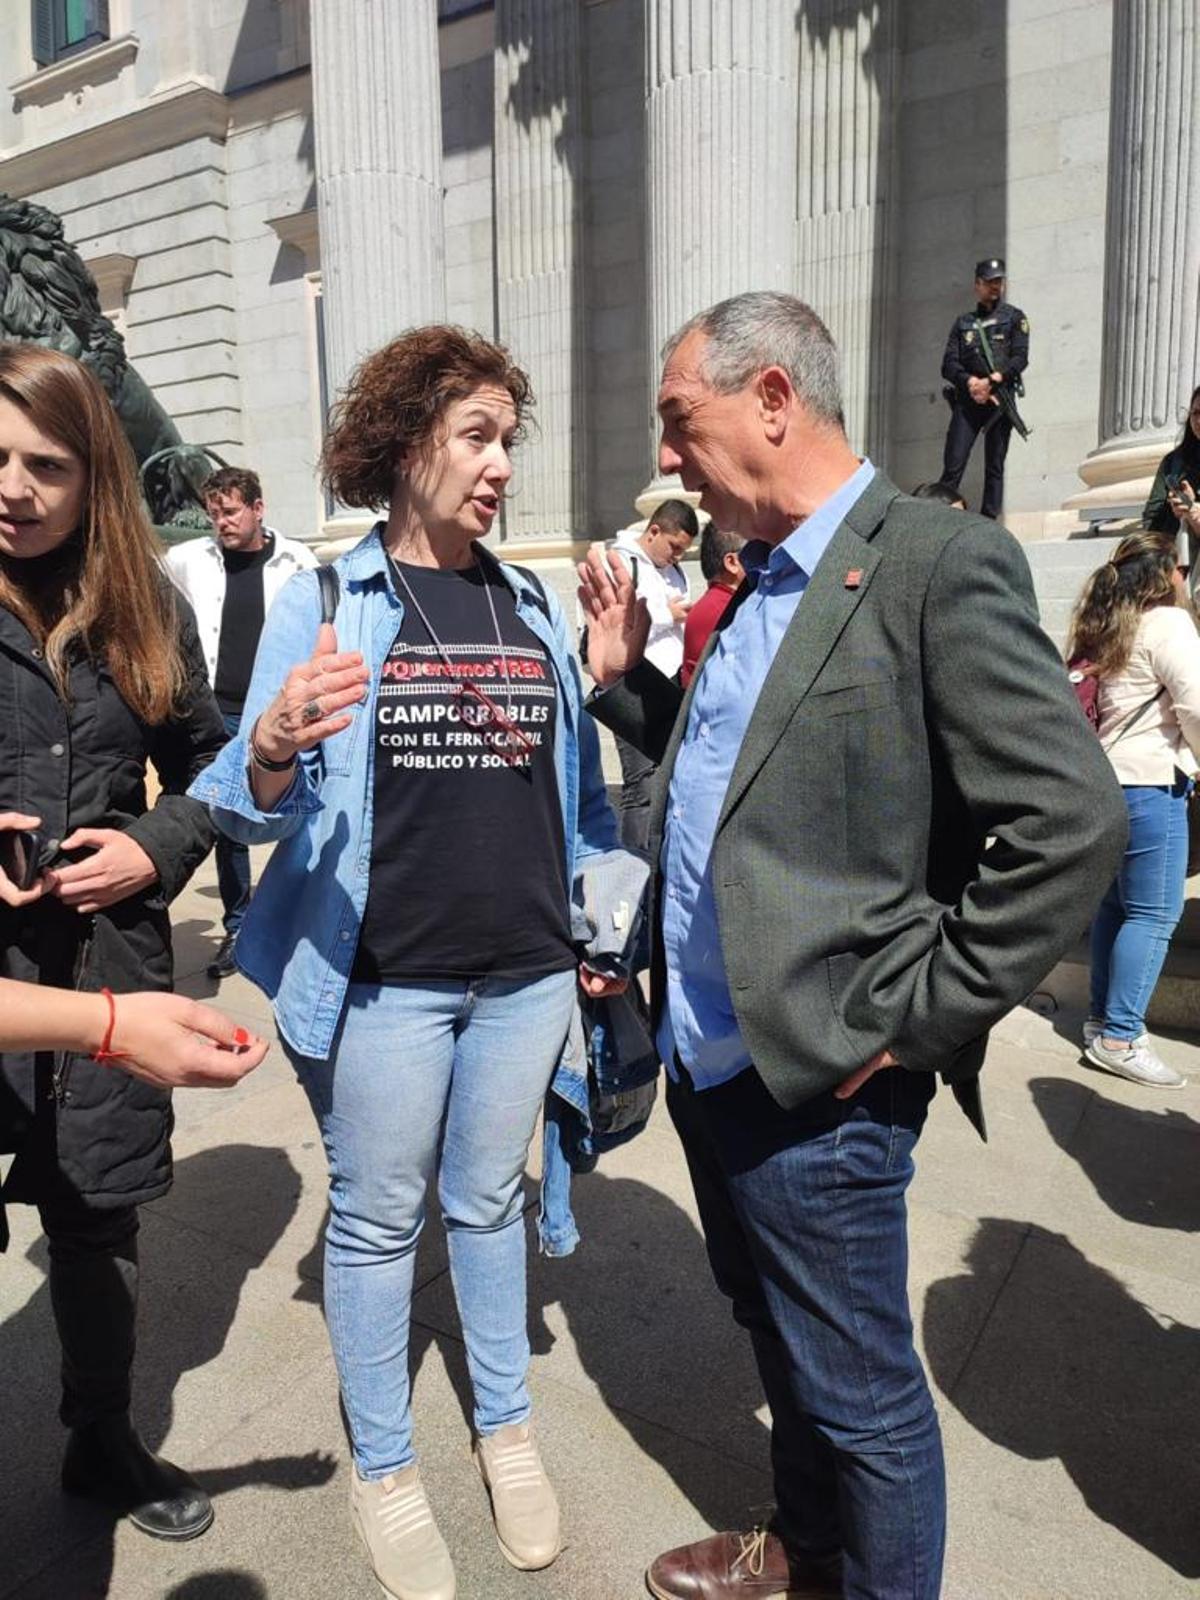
[
  {"x1": 407, "y1": 1166, "x2": 772, "y2": 1531},
  {"x1": 531, "y1": 1170, "x2": 771, "y2": 1529},
  {"x1": 170, "y1": 915, "x2": 223, "y2": 993},
  {"x1": 1, "y1": 1144, "x2": 334, "y2": 1597},
  {"x1": 924, "y1": 1217, "x2": 1200, "y2": 1579},
  {"x1": 165, "y1": 1574, "x2": 267, "y2": 1600},
  {"x1": 1029, "y1": 1076, "x2": 1200, "y2": 1231}
]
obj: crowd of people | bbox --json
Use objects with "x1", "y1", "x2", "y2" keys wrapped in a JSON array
[{"x1": 0, "y1": 283, "x2": 1194, "y2": 1600}]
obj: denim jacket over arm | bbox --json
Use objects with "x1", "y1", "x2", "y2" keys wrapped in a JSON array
[
  {"x1": 188, "y1": 526, "x2": 623, "y2": 1246},
  {"x1": 540, "y1": 845, "x2": 656, "y2": 1257}
]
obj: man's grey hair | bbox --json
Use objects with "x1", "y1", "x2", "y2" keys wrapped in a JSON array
[{"x1": 663, "y1": 291, "x2": 844, "y2": 429}]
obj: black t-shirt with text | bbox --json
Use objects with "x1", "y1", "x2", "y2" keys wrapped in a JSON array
[{"x1": 350, "y1": 560, "x2": 574, "y2": 984}]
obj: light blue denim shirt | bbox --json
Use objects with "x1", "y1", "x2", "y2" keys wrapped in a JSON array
[
  {"x1": 189, "y1": 525, "x2": 619, "y2": 1063},
  {"x1": 659, "y1": 459, "x2": 877, "y2": 1089}
]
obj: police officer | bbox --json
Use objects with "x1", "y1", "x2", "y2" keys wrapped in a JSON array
[{"x1": 939, "y1": 257, "x2": 1029, "y2": 520}]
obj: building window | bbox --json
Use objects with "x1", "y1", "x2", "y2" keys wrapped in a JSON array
[{"x1": 31, "y1": 0, "x2": 109, "y2": 67}]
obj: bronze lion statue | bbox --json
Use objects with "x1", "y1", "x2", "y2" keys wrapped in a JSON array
[{"x1": 0, "y1": 194, "x2": 222, "y2": 528}]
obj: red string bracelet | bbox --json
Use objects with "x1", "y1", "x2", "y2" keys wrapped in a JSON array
[{"x1": 91, "y1": 987, "x2": 131, "y2": 1064}]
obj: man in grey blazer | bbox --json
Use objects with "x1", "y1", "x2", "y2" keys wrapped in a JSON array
[{"x1": 579, "y1": 291, "x2": 1126, "y2": 1600}]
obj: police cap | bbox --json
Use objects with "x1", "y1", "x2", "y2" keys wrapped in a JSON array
[{"x1": 974, "y1": 257, "x2": 1006, "y2": 280}]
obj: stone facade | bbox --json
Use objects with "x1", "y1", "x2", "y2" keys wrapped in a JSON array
[{"x1": 0, "y1": 0, "x2": 1183, "y2": 560}]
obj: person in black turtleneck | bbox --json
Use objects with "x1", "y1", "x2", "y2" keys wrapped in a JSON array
[{"x1": 1143, "y1": 385, "x2": 1200, "y2": 585}]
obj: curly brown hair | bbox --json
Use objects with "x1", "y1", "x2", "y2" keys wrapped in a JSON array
[
  {"x1": 320, "y1": 326, "x2": 533, "y2": 511},
  {"x1": 1067, "y1": 529, "x2": 1180, "y2": 679}
]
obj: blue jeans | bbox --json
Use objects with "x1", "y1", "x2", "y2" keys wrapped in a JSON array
[
  {"x1": 667, "y1": 1064, "x2": 944, "y2": 1600},
  {"x1": 1089, "y1": 777, "x2": 1189, "y2": 1040},
  {"x1": 287, "y1": 969, "x2": 576, "y2": 1479},
  {"x1": 216, "y1": 711, "x2": 252, "y2": 934}
]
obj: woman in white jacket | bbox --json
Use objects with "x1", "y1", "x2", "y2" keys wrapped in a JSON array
[{"x1": 1068, "y1": 531, "x2": 1200, "y2": 1087}]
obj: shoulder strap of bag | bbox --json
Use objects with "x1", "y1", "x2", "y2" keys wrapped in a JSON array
[
  {"x1": 316, "y1": 564, "x2": 340, "y2": 625},
  {"x1": 1100, "y1": 683, "x2": 1166, "y2": 752}
]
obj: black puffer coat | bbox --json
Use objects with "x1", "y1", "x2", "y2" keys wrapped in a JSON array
[{"x1": 0, "y1": 587, "x2": 226, "y2": 1244}]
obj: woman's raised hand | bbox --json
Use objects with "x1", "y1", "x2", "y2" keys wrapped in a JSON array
[
  {"x1": 253, "y1": 620, "x2": 370, "y2": 764},
  {"x1": 577, "y1": 546, "x2": 650, "y2": 688}
]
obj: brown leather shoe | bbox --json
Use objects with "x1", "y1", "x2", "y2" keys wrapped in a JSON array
[{"x1": 645, "y1": 1529, "x2": 841, "y2": 1600}]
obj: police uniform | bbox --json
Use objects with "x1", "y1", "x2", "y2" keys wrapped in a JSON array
[{"x1": 939, "y1": 257, "x2": 1030, "y2": 520}]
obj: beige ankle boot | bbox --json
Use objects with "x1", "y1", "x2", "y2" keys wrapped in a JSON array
[
  {"x1": 474, "y1": 1422, "x2": 561, "y2": 1571},
  {"x1": 350, "y1": 1464, "x2": 455, "y2": 1600}
]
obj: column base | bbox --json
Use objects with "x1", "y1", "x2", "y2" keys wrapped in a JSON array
[
  {"x1": 1063, "y1": 432, "x2": 1174, "y2": 525},
  {"x1": 634, "y1": 474, "x2": 706, "y2": 523}
]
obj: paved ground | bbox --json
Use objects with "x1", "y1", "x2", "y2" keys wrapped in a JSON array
[{"x1": 2, "y1": 851, "x2": 1198, "y2": 1599}]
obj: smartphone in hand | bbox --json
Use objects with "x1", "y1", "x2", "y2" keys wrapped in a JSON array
[{"x1": 0, "y1": 828, "x2": 47, "y2": 891}]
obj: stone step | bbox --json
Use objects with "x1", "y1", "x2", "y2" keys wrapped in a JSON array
[
  {"x1": 1023, "y1": 534, "x2": 1125, "y2": 651},
  {"x1": 1041, "y1": 880, "x2": 1200, "y2": 1033},
  {"x1": 1046, "y1": 935, "x2": 1200, "y2": 1035}
]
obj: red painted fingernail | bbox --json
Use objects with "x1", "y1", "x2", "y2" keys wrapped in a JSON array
[{"x1": 232, "y1": 1027, "x2": 251, "y2": 1046}]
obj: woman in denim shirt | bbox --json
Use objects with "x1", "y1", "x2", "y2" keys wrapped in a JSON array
[{"x1": 193, "y1": 328, "x2": 622, "y2": 1600}]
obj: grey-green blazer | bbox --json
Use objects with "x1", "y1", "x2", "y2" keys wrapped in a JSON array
[{"x1": 589, "y1": 471, "x2": 1128, "y2": 1137}]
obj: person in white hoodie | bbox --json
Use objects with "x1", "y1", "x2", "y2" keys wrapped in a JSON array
[
  {"x1": 1068, "y1": 529, "x2": 1200, "y2": 1088},
  {"x1": 164, "y1": 467, "x2": 317, "y2": 976},
  {"x1": 607, "y1": 499, "x2": 698, "y2": 849}
]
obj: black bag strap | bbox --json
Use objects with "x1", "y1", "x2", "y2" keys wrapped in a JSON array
[
  {"x1": 316, "y1": 563, "x2": 340, "y2": 625},
  {"x1": 1100, "y1": 683, "x2": 1166, "y2": 752}
]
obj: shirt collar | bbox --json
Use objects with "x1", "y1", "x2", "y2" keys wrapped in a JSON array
[{"x1": 741, "y1": 458, "x2": 876, "y2": 583}]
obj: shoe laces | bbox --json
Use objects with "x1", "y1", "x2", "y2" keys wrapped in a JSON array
[
  {"x1": 370, "y1": 1472, "x2": 435, "y2": 1549},
  {"x1": 732, "y1": 1527, "x2": 769, "y2": 1578}
]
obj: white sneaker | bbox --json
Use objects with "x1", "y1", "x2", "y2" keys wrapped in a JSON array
[
  {"x1": 1085, "y1": 1038, "x2": 1186, "y2": 1089},
  {"x1": 1083, "y1": 1017, "x2": 1147, "y2": 1049},
  {"x1": 350, "y1": 1465, "x2": 455, "y2": 1600},
  {"x1": 474, "y1": 1422, "x2": 561, "y2": 1571}
]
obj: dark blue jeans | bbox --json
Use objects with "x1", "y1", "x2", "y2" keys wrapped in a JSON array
[
  {"x1": 667, "y1": 1063, "x2": 945, "y2": 1600},
  {"x1": 216, "y1": 711, "x2": 252, "y2": 935},
  {"x1": 941, "y1": 399, "x2": 1012, "y2": 519}
]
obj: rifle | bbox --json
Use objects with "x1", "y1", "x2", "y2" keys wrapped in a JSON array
[{"x1": 973, "y1": 317, "x2": 1032, "y2": 441}]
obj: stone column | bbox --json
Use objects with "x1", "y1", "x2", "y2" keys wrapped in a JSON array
[
  {"x1": 1068, "y1": 0, "x2": 1200, "y2": 521},
  {"x1": 639, "y1": 0, "x2": 798, "y2": 513},
  {"x1": 795, "y1": 0, "x2": 896, "y2": 461},
  {"x1": 310, "y1": 0, "x2": 445, "y2": 411},
  {"x1": 494, "y1": 0, "x2": 586, "y2": 542}
]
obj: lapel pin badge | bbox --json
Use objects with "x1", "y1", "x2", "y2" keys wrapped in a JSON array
[{"x1": 844, "y1": 568, "x2": 863, "y2": 589}]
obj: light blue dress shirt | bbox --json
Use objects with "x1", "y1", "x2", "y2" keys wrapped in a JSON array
[{"x1": 658, "y1": 459, "x2": 877, "y2": 1090}]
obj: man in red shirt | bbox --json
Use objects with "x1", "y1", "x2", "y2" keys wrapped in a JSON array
[{"x1": 682, "y1": 524, "x2": 746, "y2": 686}]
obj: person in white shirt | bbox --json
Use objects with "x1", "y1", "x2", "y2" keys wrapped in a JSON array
[
  {"x1": 608, "y1": 499, "x2": 698, "y2": 848},
  {"x1": 164, "y1": 467, "x2": 317, "y2": 977},
  {"x1": 1068, "y1": 529, "x2": 1200, "y2": 1088}
]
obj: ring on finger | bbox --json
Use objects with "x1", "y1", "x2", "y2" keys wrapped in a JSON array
[{"x1": 301, "y1": 699, "x2": 322, "y2": 725}]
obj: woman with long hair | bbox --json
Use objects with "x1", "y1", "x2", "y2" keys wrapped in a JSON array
[
  {"x1": 1068, "y1": 530, "x2": 1200, "y2": 1087},
  {"x1": 1143, "y1": 385, "x2": 1200, "y2": 560},
  {"x1": 195, "y1": 326, "x2": 625, "y2": 1600},
  {"x1": 0, "y1": 344, "x2": 226, "y2": 1536}
]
